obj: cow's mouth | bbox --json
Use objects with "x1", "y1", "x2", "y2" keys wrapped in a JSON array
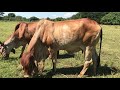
[{"x1": 1, "y1": 52, "x2": 9, "y2": 60}]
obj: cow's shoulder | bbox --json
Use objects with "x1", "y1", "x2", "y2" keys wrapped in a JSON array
[{"x1": 15, "y1": 22, "x2": 28, "y2": 31}]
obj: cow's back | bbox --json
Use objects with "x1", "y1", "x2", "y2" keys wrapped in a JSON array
[
  {"x1": 50, "y1": 18, "x2": 101, "y2": 51},
  {"x1": 53, "y1": 18, "x2": 100, "y2": 37}
]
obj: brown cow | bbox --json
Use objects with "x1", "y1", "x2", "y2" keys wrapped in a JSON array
[
  {"x1": 21, "y1": 18, "x2": 102, "y2": 78},
  {"x1": 0, "y1": 21, "x2": 39, "y2": 59},
  {"x1": 0, "y1": 21, "x2": 62, "y2": 60}
]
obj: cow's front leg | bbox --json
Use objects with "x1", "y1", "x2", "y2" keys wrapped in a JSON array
[
  {"x1": 50, "y1": 49, "x2": 57, "y2": 73},
  {"x1": 78, "y1": 46, "x2": 93, "y2": 78},
  {"x1": 32, "y1": 60, "x2": 39, "y2": 76},
  {"x1": 19, "y1": 45, "x2": 26, "y2": 58},
  {"x1": 37, "y1": 60, "x2": 45, "y2": 75}
]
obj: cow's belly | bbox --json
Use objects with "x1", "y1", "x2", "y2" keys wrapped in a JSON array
[
  {"x1": 66, "y1": 47, "x2": 82, "y2": 54},
  {"x1": 58, "y1": 41, "x2": 86, "y2": 53}
]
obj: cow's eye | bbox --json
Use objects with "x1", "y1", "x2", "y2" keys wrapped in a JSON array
[{"x1": 4, "y1": 45, "x2": 8, "y2": 49}]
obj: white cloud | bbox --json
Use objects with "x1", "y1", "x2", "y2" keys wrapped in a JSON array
[
  {"x1": 63, "y1": 12, "x2": 78, "y2": 18},
  {"x1": 52, "y1": 14, "x2": 58, "y2": 18},
  {"x1": 51, "y1": 12, "x2": 78, "y2": 19}
]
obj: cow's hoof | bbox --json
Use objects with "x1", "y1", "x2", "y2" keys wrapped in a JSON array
[
  {"x1": 17, "y1": 65, "x2": 23, "y2": 71},
  {"x1": 24, "y1": 75, "x2": 30, "y2": 78},
  {"x1": 78, "y1": 74, "x2": 83, "y2": 78},
  {"x1": 38, "y1": 71, "x2": 43, "y2": 76}
]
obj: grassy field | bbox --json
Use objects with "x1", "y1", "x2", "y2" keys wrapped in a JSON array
[{"x1": 0, "y1": 21, "x2": 120, "y2": 78}]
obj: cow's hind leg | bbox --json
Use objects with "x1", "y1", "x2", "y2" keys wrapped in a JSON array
[
  {"x1": 78, "y1": 46, "x2": 93, "y2": 78},
  {"x1": 52, "y1": 54, "x2": 57, "y2": 73},
  {"x1": 92, "y1": 48, "x2": 99, "y2": 75},
  {"x1": 51, "y1": 51, "x2": 57, "y2": 73}
]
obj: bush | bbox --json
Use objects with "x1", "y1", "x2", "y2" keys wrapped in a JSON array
[
  {"x1": 3, "y1": 16, "x2": 9, "y2": 21},
  {"x1": 70, "y1": 12, "x2": 109, "y2": 23},
  {"x1": 29, "y1": 16, "x2": 39, "y2": 22},
  {"x1": 101, "y1": 12, "x2": 120, "y2": 25}
]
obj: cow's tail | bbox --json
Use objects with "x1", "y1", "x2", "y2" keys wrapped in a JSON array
[{"x1": 97, "y1": 28, "x2": 102, "y2": 67}]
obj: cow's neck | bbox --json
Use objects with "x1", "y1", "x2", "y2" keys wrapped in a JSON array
[
  {"x1": 41, "y1": 24, "x2": 55, "y2": 46},
  {"x1": 4, "y1": 34, "x2": 15, "y2": 45}
]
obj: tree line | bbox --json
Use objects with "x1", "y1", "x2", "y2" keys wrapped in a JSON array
[
  {"x1": 1, "y1": 12, "x2": 120, "y2": 25},
  {"x1": 0, "y1": 12, "x2": 39, "y2": 22}
]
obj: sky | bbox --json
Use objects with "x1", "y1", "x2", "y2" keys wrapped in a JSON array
[{"x1": 4, "y1": 12, "x2": 78, "y2": 19}]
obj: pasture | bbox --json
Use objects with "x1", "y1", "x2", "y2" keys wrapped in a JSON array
[{"x1": 0, "y1": 21, "x2": 120, "y2": 78}]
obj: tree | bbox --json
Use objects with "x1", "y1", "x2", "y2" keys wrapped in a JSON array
[
  {"x1": 46, "y1": 17, "x2": 51, "y2": 20},
  {"x1": 15, "y1": 16, "x2": 23, "y2": 21},
  {"x1": 22, "y1": 17, "x2": 29, "y2": 21},
  {"x1": 0, "y1": 12, "x2": 4, "y2": 17},
  {"x1": 54, "y1": 17, "x2": 65, "y2": 21},
  {"x1": 7, "y1": 13, "x2": 16, "y2": 21},
  {"x1": 8, "y1": 13, "x2": 16, "y2": 17},
  {"x1": 29, "y1": 16, "x2": 39, "y2": 22},
  {"x1": 3, "y1": 16, "x2": 9, "y2": 21},
  {"x1": 0, "y1": 12, "x2": 4, "y2": 20},
  {"x1": 70, "y1": 12, "x2": 81, "y2": 19},
  {"x1": 70, "y1": 12, "x2": 109, "y2": 23}
]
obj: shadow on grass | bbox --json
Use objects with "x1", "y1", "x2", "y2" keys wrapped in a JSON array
[
  {"x1": 97, "y1": 64, "x2": 118, "y2": 76},
  {"x1": 0, "y1": 57, "x2": 19, "y2": 61},
  {"x1": 35, "y1": 64, "x2": 119, "y2": 78},
  {"x1": 1, "y1": 53, "x2": 75, "y2": 61},
  {"x1": 57, "y1": 54, "x2": 75, "y2": 59}
]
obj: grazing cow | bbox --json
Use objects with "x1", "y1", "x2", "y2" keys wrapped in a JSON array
[
  {"x1": 0, "y1": 21, "x2": 39, "y2": 59},
  {"x1": 21, "y1": 41, "x2": 50, "y2": 77},
  {"x1": 21, "y1": 18, "x2": 102, "y2": 78},
  {"x1": 0, "y1": 21, "x2": 61, "y2": 60}
]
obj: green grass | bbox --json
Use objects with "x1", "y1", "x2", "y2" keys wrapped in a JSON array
[{"x1": 0, "y1": 21, "x2": 120, "y2": 78}]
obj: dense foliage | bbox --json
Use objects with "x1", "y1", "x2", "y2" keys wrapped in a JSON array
[{"x1": 101, "y1": 12, "x2": 120, "y2": 25}]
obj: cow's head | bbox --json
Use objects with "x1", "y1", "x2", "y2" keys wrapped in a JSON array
[
  {"x1": 20, "y1": 51, "x2": 36, "y2": 78},
  {"x1": 0, "y1": 23, "x2": 28, "y2": 59},
  {"x1": 20, "y1": 44, "x2": 50, "y2": 78},
  {"x1": 0, "y1": 41, "x2": 15, "y2": 59}
]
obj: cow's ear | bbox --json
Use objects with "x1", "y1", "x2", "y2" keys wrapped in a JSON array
[
  {"x1": 19, "y1": 23, "x2": 27, "y2": 39},
  {"x1": 11, "y1": 48, "x2": 15, "y2": 54},
  {"x1": 0, "y1": 41, "x2": 2, "y2": 46},
  {"x1": 0, "y1": 41, "x2": 4, "y2": 46},
  {"x1": 0, "y1": 41, "x2": 2, "y2": 44}
]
